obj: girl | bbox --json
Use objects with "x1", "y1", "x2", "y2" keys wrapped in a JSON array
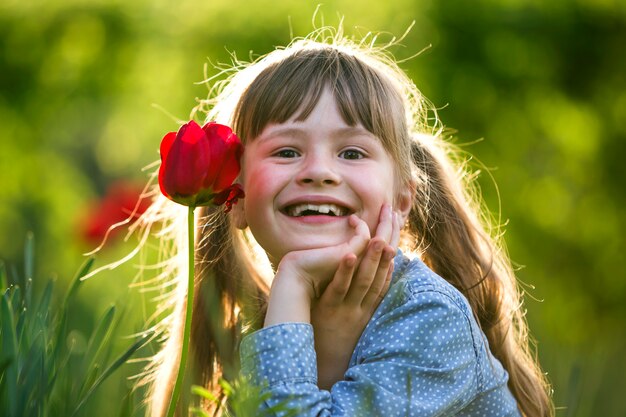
[{"x1": 142, "y1": 29, "x2": 553, "y2": 416}]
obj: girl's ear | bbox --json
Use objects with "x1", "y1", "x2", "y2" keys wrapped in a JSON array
[
  {"x1": 231, "y1": 197, "x2": 248, "y2": 229},
  {"x1": 395, "y1": 179, "x2": 416, "y2": 224}
]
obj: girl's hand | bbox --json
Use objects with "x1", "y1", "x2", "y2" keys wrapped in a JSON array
[
  {"x1": 311, "y1": 205, "x2": 401, "y2": 390},
  {"x1": 274, "y1": 214, "x2": 373, "y2": 299},
  {"x1": 263, "y1": 213, "x2": 372, "y2": 327}
]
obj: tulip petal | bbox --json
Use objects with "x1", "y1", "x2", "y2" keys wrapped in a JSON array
[
  {"x1": 159, "y1": 121, "x2": 211, "y2": 203},
  {"x1": 213, "y1": 184, "x2": 245, "y2": 212},
  {"x1": 177, "y1": 120, "x2": 206, "y2": 145},
  {"x1": 202, "y1": 122, "x2": 244, "y2": 192},
  {"x1": 159, "y1": 131, "x2": 177, "y2": 164},
  {"x1": 158, "y1": 159, "x2": 172, "y2": 199},
  {"x1": 213, "y1": 131, "x2": 244, "y2": 192},
  {"x1": 201, "y1": 122, "x2": 228, "y2": 189},
  {"x1": 159, "y1": 132, "x2": 178, "y2": 198}
]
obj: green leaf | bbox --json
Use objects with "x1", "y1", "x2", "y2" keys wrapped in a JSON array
[
  {"x1": 62, "y1": 257, "x2": 94, "y2": 308},
  {"x1": 83, "y1": 305, "x2": 116, "y2": 369},
  {"x1": 8, "y1": 285, "x2": 21, "y2": 312},
  {"x1": 97, "y1": 303, "x2": 130, "y2": 367},
  {"x1": 71, "y1": 335, "x2": 149, "y2": 416},
  {"x1": 23, "y1": 232, "x2": 34, "y2": 308},
  {"x1": 219, "y1": 378, "x2": 234, "y2": 396},
  {"x1": 0, "y1": 357, "x2": 12, "y2": 374},
  {"x1": 191, "y1": 385, "x2": 220, "y2": 404},
  {"x1": 81, "y1": 363, "x2": 101, "y2": 397},
  {"x1": 1, "y1": 292, "x2": 19, "y2": 417},
  {"x1": 52, "y1": 257, "x2": 94, "y2": 375},
  {"x1": 190, "y1": 407, "x2": 211, "y2": 417},
  {"x1": 15, "y1": 301, "x2": 27, "y2": 347},
  {"x1": 0, "y1": 261, "x2": 7, "y2": 292},
  {"x1": 36, "y1": 279, "x2": 54, "y2": 324},
  {"x1": 117, "y1": 388, "x2": 136, "y2": 417},
  {"x1": 16, "y1": 334, "x2": 46, "y2": 413}
]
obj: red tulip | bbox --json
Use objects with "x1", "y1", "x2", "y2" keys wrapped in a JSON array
[
  {"x1": 158, "y1": 120, "x2": 244, "y2": 210},
  {"x1": 158, "y1": 120, "x2": 245, "y2": 416}
]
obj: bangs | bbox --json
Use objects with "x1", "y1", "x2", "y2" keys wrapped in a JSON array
[{"x1": 233, "y1": 47, "x2": 407, "y2": 152}]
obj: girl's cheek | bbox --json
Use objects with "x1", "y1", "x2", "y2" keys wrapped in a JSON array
[
  {"x1": 243, "y1": 165, "x2": 287, "y2": 208},
  {"x1": 245, "y1": 165, "x2": 278, "y2": 189}
]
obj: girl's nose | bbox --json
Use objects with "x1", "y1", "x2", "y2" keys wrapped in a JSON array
[{"x1": 295, "y1": 154, "x2": 342, "y2": 186}]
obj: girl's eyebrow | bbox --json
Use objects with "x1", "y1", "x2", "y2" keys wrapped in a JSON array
[
  {"x1": 257, "y1": 126, "x2": 376, "y2": 143},
  {"x1": 334, "y1": 126, "x2": 376, "y2": 139},
  {"x1": 257, "y1": 127, "x2": 307, "y2": 142}
]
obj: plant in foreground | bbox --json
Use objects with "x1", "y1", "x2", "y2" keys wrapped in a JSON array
[
  {"x1": 191, "y1": 378, "x2": 300, "y2": 417},
  {"x1": 0, "y1": 234, "x2": 150, "y2": 417}
]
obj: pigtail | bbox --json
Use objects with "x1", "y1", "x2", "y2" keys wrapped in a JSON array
[
  {"x1": 191, "y1": 207, "x2": 269, "y2": 392},
  {"x1": 407, "y1": 139, "x2": 553, "y2": 417},
  {"x1": 408, "y1": 140, "x2": 503, "y2": 335}
]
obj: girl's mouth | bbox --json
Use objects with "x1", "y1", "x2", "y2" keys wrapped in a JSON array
[{"x1": 283, "y1": 203, "x2": 350, "y2": 217}]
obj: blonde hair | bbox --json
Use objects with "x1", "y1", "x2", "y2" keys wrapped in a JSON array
[{"x1": 141, "y1": 28, "x2": 554, "y2": 417}]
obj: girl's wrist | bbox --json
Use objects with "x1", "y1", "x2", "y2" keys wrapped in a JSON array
[
  {"x1": 264, "y1": 267, "x2": 313, "y2": 327},
  {"x1": 274, "y1": 261, "x2": 316, "y2": 297}
]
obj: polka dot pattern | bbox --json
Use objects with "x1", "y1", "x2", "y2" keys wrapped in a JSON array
[{"x1": 239, "y1": 251, "x2": 522, "y2": 416}]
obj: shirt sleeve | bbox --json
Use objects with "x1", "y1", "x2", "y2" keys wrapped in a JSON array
[{"x1": 239, "y1": 286, "x2": 482, "y2": 416}]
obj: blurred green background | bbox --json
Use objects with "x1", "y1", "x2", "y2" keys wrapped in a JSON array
[{"x1": 1, "y1": 0, "x2": 625, "y2": 415}]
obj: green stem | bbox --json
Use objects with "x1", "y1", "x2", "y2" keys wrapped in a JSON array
[{"x1": 166, "y1": 205, "x2": 196, "y2": 417}]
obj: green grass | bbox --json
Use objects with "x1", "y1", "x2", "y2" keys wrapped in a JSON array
[{"x1": 0, "y1": 234, "x2": 150, "y2": 417}]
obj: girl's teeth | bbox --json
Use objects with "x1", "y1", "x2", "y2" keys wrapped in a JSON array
[
  {"x1": 318, "y1": 204, "x2": 330, "y2": 214},
  {"x1": 288, "y1": 203, "x2": 346, "y2": 216}
]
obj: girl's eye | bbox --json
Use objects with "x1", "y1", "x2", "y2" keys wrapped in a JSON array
[
  {"x1": 339, "y1": 149, "x2": 365, "y2": 160},
  {"x1": 274, "y1": 149, "x2": 299, "y2": 158}
]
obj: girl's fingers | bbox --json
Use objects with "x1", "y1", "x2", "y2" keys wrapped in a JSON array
[
  {"x1": 319, "y1": 254, "x2": 357, "y2": 307},
  {"x1": 318, "y1": 211, "x2": 397, "y2": 308},
  {"x1": 359, "y1": 245, "x2": 396, "y2": 309},
  {"x1": 346, "y1": 214, "x2": 371, "y2": 255},
  {"x1": 374, "y1": 204, "x2": 393, "y2": 243},
  {"x1": 380, "y1": 260, "x2": 394, "y2": 300},
  {"x1": 390, "y1": 211, "x2": 401, "y2": 249},
  {"x1": 344, "y1": 237, "x2": 386, "y2": 305}
]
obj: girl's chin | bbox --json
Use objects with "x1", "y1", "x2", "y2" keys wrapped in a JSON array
[{"x1": 270, "y1": 234, "x2": 354, "y2": 258}]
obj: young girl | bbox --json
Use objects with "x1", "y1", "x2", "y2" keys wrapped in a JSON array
[{"x1": 143, "y1": 29, "x2": 553, "y2": 417}]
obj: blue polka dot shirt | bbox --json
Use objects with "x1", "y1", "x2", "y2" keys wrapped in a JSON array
[{"x1": 240, "y1": 251, "x2": 522, "y2": 416}]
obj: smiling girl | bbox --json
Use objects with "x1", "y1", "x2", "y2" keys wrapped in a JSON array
[{"x1": 143, "y1": 30, "x2": 553, "y2": 417}]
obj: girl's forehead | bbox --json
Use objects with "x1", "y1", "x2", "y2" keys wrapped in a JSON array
[
  {"x1": 235, "y1": 52, "x2": 407, "y2": 164},
  {"x1": 249, "y1": 90, "x2": 364, "y2": 139}
]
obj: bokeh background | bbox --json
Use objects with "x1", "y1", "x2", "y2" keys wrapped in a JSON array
[{"x1": 1, "y1": 0, "x2": 625, "y2": 415}]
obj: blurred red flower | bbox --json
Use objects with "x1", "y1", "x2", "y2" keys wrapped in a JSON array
[{"x1": 80, "y1": 181, "x2": 151, "y2": 245}]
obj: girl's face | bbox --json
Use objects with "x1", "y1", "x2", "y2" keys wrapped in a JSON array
[{"x1": 235, "y1": 88, "x2": 411, "y2": 264}]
